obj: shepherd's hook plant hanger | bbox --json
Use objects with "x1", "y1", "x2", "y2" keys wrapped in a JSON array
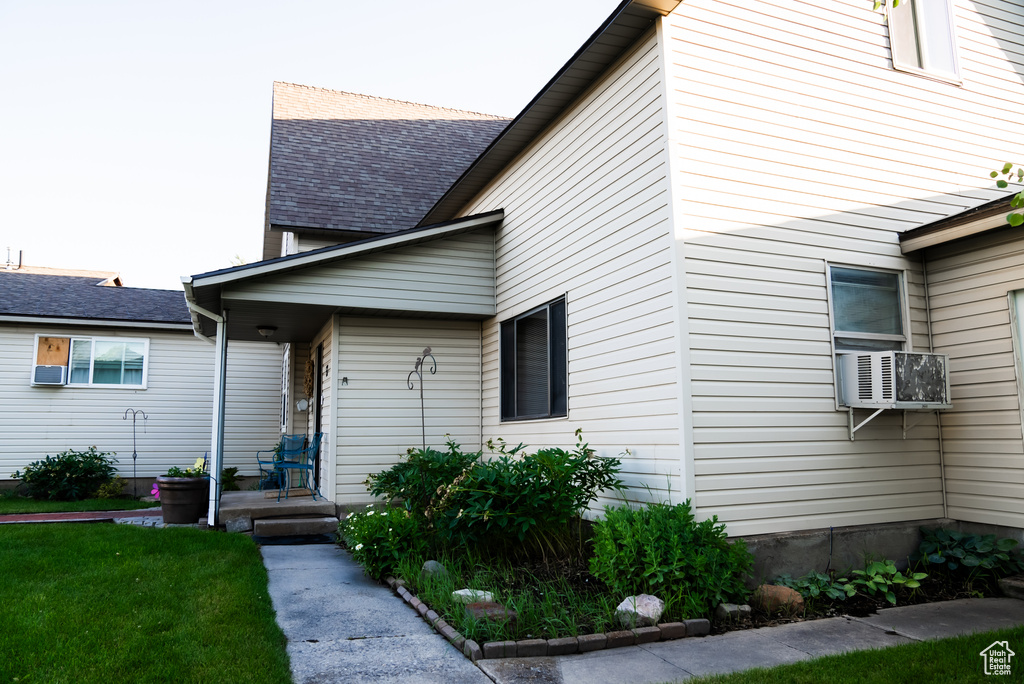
[
  {"x1": 407, "y1": 347, "x2": 436, "y2": 451},
  {"x1": 123, "y1": 408, "x2": 148, "y2": 498}
]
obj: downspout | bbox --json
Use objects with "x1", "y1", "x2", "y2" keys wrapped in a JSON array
[
  {"x1": 208, "y1": 311, "x2": 229, "y2": 526},
  {"x1": 921, "y1": 254, "x2": 948, "y2": 519}
]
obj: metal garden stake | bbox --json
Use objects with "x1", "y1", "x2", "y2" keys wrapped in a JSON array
[
  {"x1": 123, "y1": 408, "x2": 148, "y2": 497},
  {"x1": 407, "y1": 347, "x2": 436, "y2": 451}
]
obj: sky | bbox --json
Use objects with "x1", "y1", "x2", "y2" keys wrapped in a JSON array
[{"x1": 0, "y1": 1, "x2": 622, "y2": 290}]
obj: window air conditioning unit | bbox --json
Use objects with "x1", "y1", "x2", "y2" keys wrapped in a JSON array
[
  {"x1": 838, "y1": 351, "x2": 951, "y2": 410},
  {"x1": 33, "y1": 365, "x2": 67, "y2": 385}
]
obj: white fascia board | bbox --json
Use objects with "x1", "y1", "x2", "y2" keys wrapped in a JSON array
[
  {"x1": 0, "y1": 315, "x2": 192, "y2": 331},
  {"x1": 190, "y1": 211, "x2": 503, "y2": 289},
  {"x1": 900, "y1": 214, "x2": 1009, "y2": 253}
]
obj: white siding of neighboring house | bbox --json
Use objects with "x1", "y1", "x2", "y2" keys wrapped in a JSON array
[
  {"x1": 334, "y1": 316, "x2": 482, "y2": 505},
  {"x1": 925, "y1": 226, "x2": 1024, "y2": 529},
  {"x1": 457, "y1": 28, "x2": 684, "y2": 506},
  {"x1": 0, "y1": 325, "x2": 281, "y2": 480},
  {"x1": 663, "y1": 0, "x2": 1024, "y2": 534},
  {"x1": 223, "y1": 229, "x2": 496, "y2": 318}
]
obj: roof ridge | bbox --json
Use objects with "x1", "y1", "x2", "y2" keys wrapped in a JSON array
[{"x1": 272, "y1": 81, "x2": 508, "y2": 120}]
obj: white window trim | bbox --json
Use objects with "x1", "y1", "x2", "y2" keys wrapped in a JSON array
[
  {"x1": 280, "y1": 343, "x2": 292, "y2": 433},
  {"x1": 887, "y1": 0, "x2": 962, "y2": 85},
  {"x1": 1007, "y1": 291, "x2": 1024, "y2": 434},
  {"x1": 825, "y1": 262, "x2": 911, "y2": 409},
  {"x1": 62, "y1": 335, "x2": 150, "y2": 389}
]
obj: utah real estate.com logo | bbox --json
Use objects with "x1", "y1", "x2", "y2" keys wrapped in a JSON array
[{"x1": 980, "y1": 641, "x2": 1015, "y2": 676}]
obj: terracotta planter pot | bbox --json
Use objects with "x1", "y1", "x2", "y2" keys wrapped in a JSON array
[{"x1": 156, "y1": 476, "x2": 210, "y2": 524}]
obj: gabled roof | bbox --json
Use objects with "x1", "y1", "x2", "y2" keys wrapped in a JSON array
[
  {"x1": 0, "y1": 271, "x2": 191, "y2": 326},
  {"x1": 265, "y1": 83, "x2": 509, "y2": 245}
]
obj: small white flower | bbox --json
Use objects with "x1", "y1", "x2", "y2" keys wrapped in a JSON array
[
  {"x1": 366, "y1": 504, "x2": 374, "y2": 508},
  {"x1": 355, "y1": 543, "x2": 363, "y2": 550},
  {"x1": 366, "y1": 510, "x2": 375, "y2": 516}
]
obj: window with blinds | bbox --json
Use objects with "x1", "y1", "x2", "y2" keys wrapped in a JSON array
[
  {"x1": 66, "y1": 337, "x2": 149, "y2": 388},
  {"x1": 829, "y1": 266, "x2": 906, "y2": 353},
  {"x1": 500, "y1": 297, "x2": 567, "y2": 421}
]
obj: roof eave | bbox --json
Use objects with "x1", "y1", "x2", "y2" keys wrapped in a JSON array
[
  {"x1": 418, "y1": 0, "x2": 683, "y2": 226},
  {"x1": 900, "y1": 193, "x2": 1017, "y2": 253}
]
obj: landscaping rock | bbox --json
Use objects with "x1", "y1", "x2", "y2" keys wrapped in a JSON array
[
  {"x1": 463, "y1": 639, "x2": 482, "y2": 662},
  {"x1": 632, "y1": 626, "x2": 661, "y2": 644},
  {"x1": 421, "y1": 560, "x2": 449, "y2": 582},
  {"x1": 225, "y1": 515, "x2": 252, "y2": 533},
  {"x1": 483, "y1": 640, "x2": 517, "y2": 659},
  {"x1": 739, "y1": 604, "x2": 752, "y2": 620},
  {"x1": 684, "y1": 618, "x2": 711, "y2": 636},
  {"x1": 464, "y1": 601, "x2": 517, "y2": 625},
  {"x1": 452, "y1": 588, "x2": 494, "y2": 603},
  {"x1": 658, "y1": 622, "x2": 686, "y2": 640},
  {"x1": 615, "y1": 593, "x2": 664, "y2": 628},
  {"x1": 547, "y1": 637, "x2": 578, "y2": 655},
  {"x1": 605, "y1": 630, "x2": 637, "y2": 648},
  {"x1": 751, "y1": 583, "x2": 805, "y2": 615},
  {"x1": 998, "y1": 575, "x2": 1024, "y2": 601}
]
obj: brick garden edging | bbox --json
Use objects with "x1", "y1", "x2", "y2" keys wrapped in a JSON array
[{"x1": 384, "y1": 577, "x2": 711, "y2": 662}]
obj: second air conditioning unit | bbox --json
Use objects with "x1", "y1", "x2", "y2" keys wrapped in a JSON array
[{"x1": 838, "y1": 351, "x2": 951, "y2": 410}]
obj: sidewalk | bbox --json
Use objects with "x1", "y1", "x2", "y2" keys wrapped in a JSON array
[
  {"x1": 263, "y1": 545, "x2": 1024, "y2": 684},
  {"x1": 0, "y1": 507, "x2": 163, "y2": 525}
]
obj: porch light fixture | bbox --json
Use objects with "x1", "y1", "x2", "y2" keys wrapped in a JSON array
[{"x1": 257, "y1": 326, "x2": 277, "y2": 339}]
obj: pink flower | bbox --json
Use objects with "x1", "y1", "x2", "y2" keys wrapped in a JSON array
[{"x1": 151, "y1": 482, "x2": 160, "y2": 500}]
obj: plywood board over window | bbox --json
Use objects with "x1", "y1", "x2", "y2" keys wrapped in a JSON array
[{"x1": 36, "y1": 337, "x2": 70, "y2": 365}]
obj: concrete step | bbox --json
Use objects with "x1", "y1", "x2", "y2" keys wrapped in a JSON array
[
  {"x1": 998, "y1": 575, "x2": 1024, "y2": 600},
  {"x1": 220, "y1": 491, "x2": 336, "y2": 525},
  {"x1": 253, "y1": 516, "x2": 339, "y2": 537}
]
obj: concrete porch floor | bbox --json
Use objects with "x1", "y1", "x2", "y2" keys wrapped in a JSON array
[{"x1": 219, "y1": 490, "x2": 339, "y2": 537}]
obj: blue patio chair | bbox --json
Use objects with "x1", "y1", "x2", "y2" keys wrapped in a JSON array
[
  {"x1": 256, "y1": 433, "x2": 306, "y2": 491},
  {"x1": 275, "y1": 432, "x2": 324, "y2": 501}
]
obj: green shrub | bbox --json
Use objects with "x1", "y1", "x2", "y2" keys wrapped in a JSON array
[
  {"x1": 365, "y1": 437, "x2": 479, "y2": 513},
  {"x1": 427, "y1": 430, "x2": 623, "y2": 558},
  {"x1": 94, "y1": 477, "x2": 127, "y2": 499},
  {"x1": 589, "y1": 500, "x2": 752, "y2": 620},
  {"x1": 14, "y1": 447, "x2": 118, "y2": 501},
  {"x1": 220, "y1": 466, "x2": 241, "y2": 492},
  {"x1": 912, "y1": 527, "x2": 1023, "y2": 593},
  {"x1": 339, "y1": 505, "x2": 432, "y2": 579},
  {"x1": 774, "y1": 571, "x2": 855, "y2": 610},
  {"x1": 846, "y1": 559, "x2": 927, "y2": 605}
]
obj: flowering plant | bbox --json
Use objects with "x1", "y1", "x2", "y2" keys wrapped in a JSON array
[
  {"x1": 339, "y1": 505, "x2": 430, "y2": 579},
  {"x1": 164, "y1": 456, "x2": 208, "y2": 478}
]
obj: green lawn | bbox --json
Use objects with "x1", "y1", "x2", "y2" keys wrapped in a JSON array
[
  {"x1": 0, "y1": 496, "x2": 160, "y2": 515},
  {"x1": 692, "y1": 624, "x2": 1024, "y2": 683},
  {"x1": 0, "y1": 524, "x2": 291, "y2": 684}
]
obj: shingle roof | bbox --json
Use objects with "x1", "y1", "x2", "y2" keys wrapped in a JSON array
[
  {"x1": 266, "y1": 82, "x2": 509, "y2": 237},
  {"x1": 0, "y1": 271, "x2": 191, "y2": 325}
]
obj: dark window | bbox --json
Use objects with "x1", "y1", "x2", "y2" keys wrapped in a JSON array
[{"x1": 500, "y1": 297, "x2": 567, "y2": 421}]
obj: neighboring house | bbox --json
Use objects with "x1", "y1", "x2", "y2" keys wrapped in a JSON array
[
  {"x1": 0, "y1": 266, "x2": 282, "y2": 486},
  {"x1": 185, "y1": 0, "x2": 1024, "y2": 541}
]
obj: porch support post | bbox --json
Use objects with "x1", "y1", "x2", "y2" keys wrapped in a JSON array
[{"x1": 207, "y1": 311, "x2": 228, "y2": 525}]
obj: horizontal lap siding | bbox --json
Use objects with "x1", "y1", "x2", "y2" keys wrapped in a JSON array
[
  {"x1": 667, "y1": 0, "x2": 1024, "y2": 535},
  {"x1": 0, "y1": 326, "x2": 280, "y2": 479},
  {"x1": 458, "y1": 29, "x2": 683, "y2": 507},
  {"x1": 334, "y1": 317, "x2": 481, "y2": 504},
  {"x1": 226, "y1": 230, "x2": 495, "y2": 316},
  {"x1": 927, "y1": 227, "x2": 1024, "y2": 528}
]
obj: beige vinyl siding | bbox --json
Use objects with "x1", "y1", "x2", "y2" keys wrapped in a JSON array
[
  {"x1": 925, "y1": 226, "x2": 1024, "y2": 528},
  {"x1": 333, "y1": 317, "x2": 482, "y2": 504},
  {"x1": 295, "y1": 235, "x2": 346, "y2": 253},
  {"x1": 223, "y1": 229, "x2": 495, "y2": 318},
  {"x1": 308, "y1": 319, "x2": 334, "y2": 497},
  {"x1": 658, "y1": 0, "x2": 1024, "y2": 535},
  {"x1": 457, "y1": 28, "x2": 684, "y2": 506},
  {"x1": 0, "y1": 325, "x2": 281, "y2": 479}
]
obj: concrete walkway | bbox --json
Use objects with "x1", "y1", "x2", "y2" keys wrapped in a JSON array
[
  {"x1": 0, "y1": 507, "x2": 163, "y2": 525},
  {"x1": 262, "y1": 545, "x2": 1024, "y2": 684},
  {"x1": 262, "y1": 544, "x2": 490, "y2": 684}
]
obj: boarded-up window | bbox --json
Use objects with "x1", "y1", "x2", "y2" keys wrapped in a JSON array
[{"x1": 500, "y1": 297, "x2": 567, "y2": 421}]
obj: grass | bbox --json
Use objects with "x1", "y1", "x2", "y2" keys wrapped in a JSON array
[
  {"x1": 0, "y1": 495, "x2": 160, "y2": 515},
  {"x1": 0, "y1": 523, "x2": 291, "y2": 684},
  {"x1": 397, "y1": 551, "x2": 618, "y2": 642},
  {"x1": 690, "y1": 624, "x2": 1024, "y2": 683}
]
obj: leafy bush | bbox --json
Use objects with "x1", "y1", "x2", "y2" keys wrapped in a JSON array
[
  {"x1": 365, "y1": 437, "x2": 479, "y2": 512},
  {"x1": 14, "y1": 447, "x2": 118, "y2": 501},
  {"x1": 774, "y1": 571, "x2": 854, "y2": 608},
  {"x1": 847, "y1": 560, "x2": 927, "y2": 605},
  {"x1": 427, "y1": 430, "x2": 623, "y2": 557},
  {"x1": 912, "y1": 527, "x2": 1023, "y2": 593},
  {"x1": 589, "y1": 500, "x2": 752, "y2": 620},
  {"x1": 95, "y1": 477, "x2": 127, "y2": 499},
  {"x1": 339, "y1": 505, "x2": 432, "y2": 579},
  {"x1": 220, "y1": 466, "x2": 241, "y2": 492}
]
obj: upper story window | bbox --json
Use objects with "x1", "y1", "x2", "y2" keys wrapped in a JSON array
[
  {"x1": 888, "y1": 0, "x2": 961, "y2": 82},
  {"x1": 829, "y1": 266, "x2": 907, "y2": 353},
  {"x1": 500, "y1": 297, "x2": 567, "y2": 421},
  {"x1": 68, "y1": 337, "x2": 149, "y2": 388}
]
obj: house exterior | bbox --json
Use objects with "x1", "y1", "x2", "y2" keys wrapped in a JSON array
[
  {"x1": 0, "y1": 266, "x2": 281, "y2": 488},
  {"x1": 185, "y1": 0, "x2": 1024, "y2": 541}
]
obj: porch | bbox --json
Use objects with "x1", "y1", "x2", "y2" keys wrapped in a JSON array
[{"x1": 218, "y1": 490, "x2": 339, "y2": 538}]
